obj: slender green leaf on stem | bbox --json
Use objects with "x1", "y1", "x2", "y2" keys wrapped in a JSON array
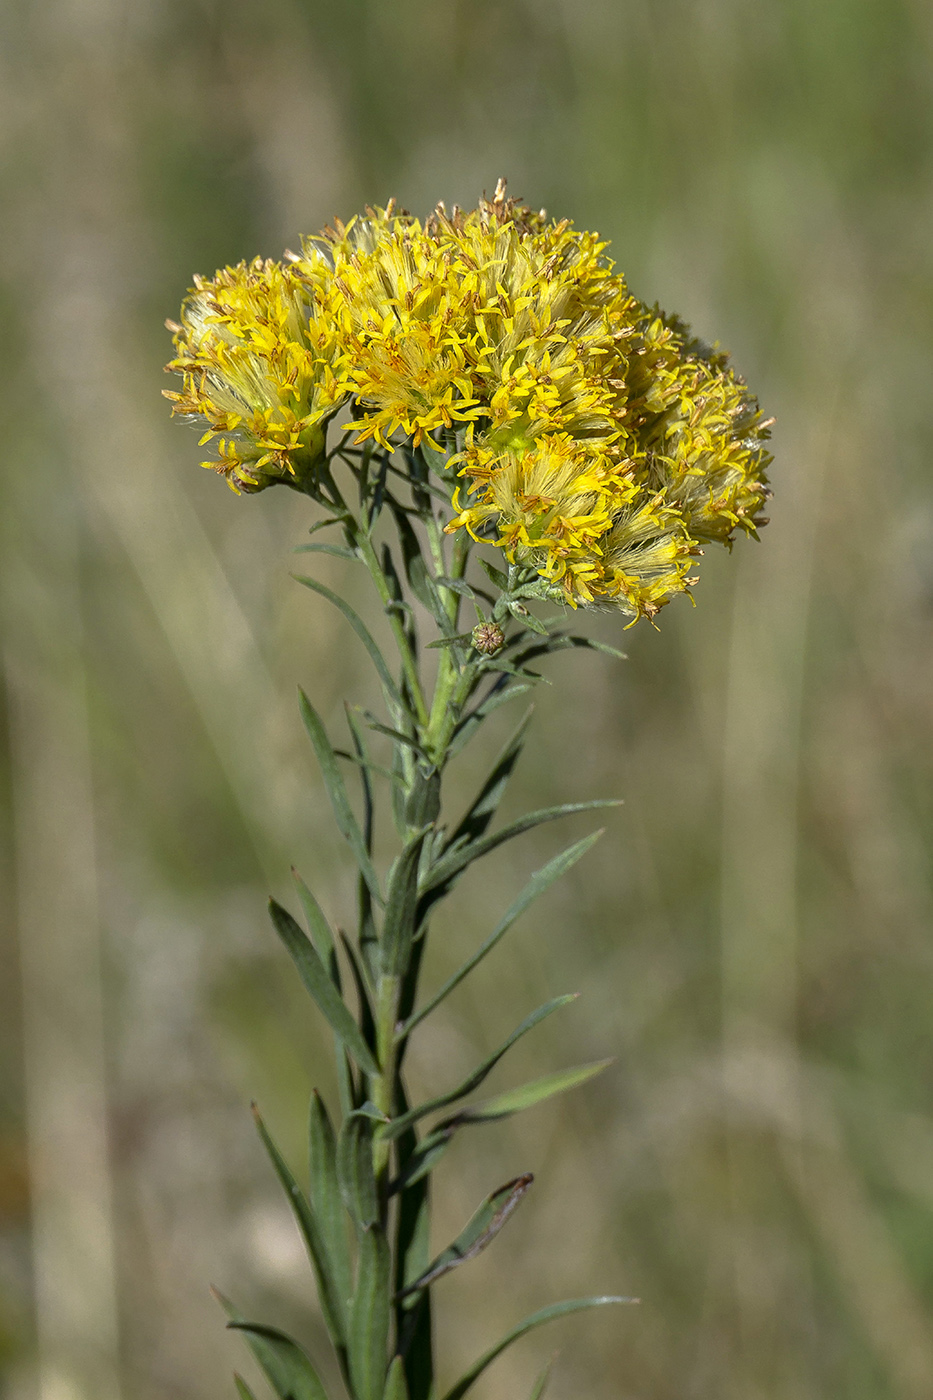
[
  {"x1": 338, "y1": 1110, "x2": 382, "y2": 1231},
  {"x1": 226, "y1": 1320, "x2": 331, "y2": 1400},
  {"x1": 298, "y1": 691, "x2": 383, "y2": 906},
  {"x1": 293, "y1": 543, "x2": 360, "y2": 561},
  {"x1": 479, "y1": 558, "x2": 508, "y2": 590},
  {"x1": 334, "y1": 749, "x2": 402, "y2": 786},
  {"x1": 386, "y1": 499, "x2": 450, "y2": 631},
  {"x1": 426, "y1": 633, "x2": 474, "y2": 650},
  {"x1": 250, "y1": 1109, "x2": 348, "y2": 1350},
  {"x1": 294, "y1": 576, "x2": 405, "y2": 713},
  {"x1": 441, "y1": 1060, "x2": 613, "y2": 1128},
  {"x1": 444, "y1": 710, "x2": 533, "y2": 854},
  {"x1": 349, "y1": 1226, "x2": 392, "y2": 1400},
  {"x1": 383, "y1": 1356, "x2": 410, "y2": 1400},
  {"x1": 359, "y1": 713, "x2": 429, "y2": 758},
  {"x1": 291, "y1": 870, "x2": 337, "y2": 974},
  {"x1": 403, "y1": 768, "x2": 440, "y2": 830},
  {"x1": 382, "y1": 828, "x2": 431, "y2": 978},
  {"x1": 397, "y1": 1174, "x2": 533, "y2": 1298},
  {"x1": 480, "y1": 657, "x2": 545, "y2": 681},
  {"x1": 268, "y1": 901, "x2": 379, "y2": 1078},
  {"x1": 528, "y1": 1358, "x2": 555, "y2": 1400},
  {"x1": 387, "y1": 997, "x2": 578, "y2": 1140},
  {"x1": 340, "y1": 932, "x2": 378, "y2": 1051},
  {"x1": 389, "y1": 1128, "x2": 454, "y2": 1196},
  {"x1": 234, "y1": 1375, "x2": 259, "y2": 1400},
  {"x1": 309, "y1": 1092, "x2": 352, "y2": 1314},
  {"x1": 421, "y1": 801, "x2": 623, "y2": 905},
  {"x1": 440, "y1": 1298, "x2": 636, "y2": 1400},
  {"x1": 510, "y1": 634, "x2": 628, "y2": 667},
  {"x1": 404, "y1": 832, "x2": 604, "y2": 1034},
  {"x1": 432, "y1": 576, "x2": 474, "y2": 599},
  {"x1": 345, "y1": 706, "x2": 376, "y2": 854},
  {"x1": 448, "y1": 682, "x2": 534, "y2": 756},
  {"x1": 393, "y1": 1153, "x2": 434, "y2": 1400}
]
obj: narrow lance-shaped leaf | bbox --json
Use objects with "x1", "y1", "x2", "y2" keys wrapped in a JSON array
[
  {"x1": 291, "y1": 870, "x2": 338, "y2": 977},
  {"x1": 298, "y1": 691, "x2": 383, "y2": 906},
  {"x1": 227, "y1": 1323, "x2": 331, "y2": 1400},
  {"x1": 381, "y1": 827, "x2": 430, "y2": 978},
  {"x1": 383, "y1": 1356, "x2": 410, "y2": 1400},
  {"x1": 309, "y1": 1092, "x2": 352, "y2": 1313},
  {"x1": 386, "y1": 997, "x2": 578, "y2": 1140},
  {"x1": 392, "y1": 1115, "x2": 434, "y2": 1400},
  {"x1": 397, "y1": 1174, "x2": 534, "y2": 1297},
  {"x1": 338, "y1": 1109, "x2": 382, "y2": 1231},
  {"x1": 250, "y1": 1109, "x2": 348, "y2": 1351},
  {"x1": 293, "y1": 542, "x2": 360, "y2": 561},
  {"x1": 269, "y1": 900, "x2": 379, "y2": 1079},
  {"x1": 213, "y1": 1291, "x2": 331, "y2": 1400},
  {"x1": 294, "y1": 575, "x2": 406, "y2": 713},
  {"x1": 389, "y1": 1127, "x2": 453, "y2": 1196},
  {"x1": 349, "y1": 1226, "x2": 392, "y2": 1400},
  {"x1": 421, "y1": 800, "x2": 622, "y2": 905},
  {"x1": 440, "y1": 1298, "x2": 636, "y2": 1400},
  {"x1": 404, "y1": 831, "x2": 603, "y2": 1034},
  {"x1": 448, "y1": 680, "x2": 534, "y2": 757},
  {"x1": 444, "y1": 709, "x2": 533, "y2": 854},
  {"x1": 528, "y1": 1358, "x2": 555, "y2": 1400},
  {"x1": 441, "y1": 1060, "x2": 613, "y2": 1129},
  {"x1": 234, "y1": 1375, "x2": 260, "y2": 1400}
]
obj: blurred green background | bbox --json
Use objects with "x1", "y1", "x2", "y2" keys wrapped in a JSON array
[{"x1": 2, "y1": 1, "x2": 933, "y2": 1397}]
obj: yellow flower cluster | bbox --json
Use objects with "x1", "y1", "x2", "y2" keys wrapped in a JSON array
[
  {"x1": 165, "y1": 183, "x2": 771, "y2": 619},
  {"x1": 164, "y1": 258, "x2": 344, "y2": 493}
]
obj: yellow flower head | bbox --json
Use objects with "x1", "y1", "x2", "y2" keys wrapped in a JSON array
[
  {"x1": 164, "y1": 258, "x2": 345, "y2": 493},
  {"x1": 165, "y1": 183, "x2": 771, "y2": 621}
]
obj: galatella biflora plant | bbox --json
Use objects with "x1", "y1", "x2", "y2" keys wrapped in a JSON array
[{"x1": 165, "y1": 180, "x2": 772, "y2": 1400}]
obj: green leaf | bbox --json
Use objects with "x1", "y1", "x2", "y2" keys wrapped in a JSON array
[
  {"x1": 383, "y1": 1356, "x2": 410, "y2": 1400},
  {"x1": 294, "y1": 576, "x2": 405, "y2": 712},
  {"x1": 214, "y1": 1293, "x2": 331, "y2": 1400},
  {"x1": 227, "y1": 1322, "x2": 330, "y2": 1400},
  {"x1": 433, "y1": 576, "x2": 474, "y2": 598},
  {"x1": 340, "y1": 932, "x2": 378, "y2": 1054},
  {"x1": 443, "y1": 1060, "x2": 613, "y2": 1127},
  {"x1": 298, "y1": 691, "x2": 383, "y2": 906},
  {"x1": 234, "y1": 1374, "x2": 260, "y2": 1400},
  {"x1": 290, "y1": 871, "x2": 337, "y2": 975},
  {"x1": 387, "y1": 997, "x2": 577, "y2": 1140},
  {"x1": 338, "y1": 1110, "x2": 381, "y2": 1230},
  {"x1": 512, "y1": 633, "x2": 628, "y2": 666},
  {"x1": 426, "y1": 632, "x2": 474, "y2": 650},
  {"x1": 479, "y1": 558, "x2": 508, "y2": 590},
  {"x1": 421, "y1": 801, "x2": 622, "y2": 905},
  {"x1": 382, "y1": 828, "x2": 430, "y2": 977},
  {"x1": 250, "y1": 1110, "x2": 347, "y2": 1351},
  {"x1": 293, "y1": 543, "x2": 359, "y2": 561},
  {"x1": 309, "y1": 1092, "x2": 352, "y2": 1314},
  {"x1": 389, "y1": 1128, "x2": 454, "y2": 1195},
  {"x1": 269, "y1": 900, "x2": 379, "y2": 1078},
  {"x1": 359, "y1": 713, "x2": 429, "y2": 758},
  {"x1": 397, "y1": 1174, "x2": 533, "y2": 1297},
  {"x1": 404, "y1": 832, "x2": 603, "y2": 1033},
  {"x1": 448, "y1": 681, "x2": 535, "y2": 756},
  {"x1": 528, "y1": 1359, "x2": 554, "y2": 1400},
  {"x1": 349, "y1": 1225, "x2": 392, "y2": 1400},
  {"x1": 444, "y1": 710, "x2": 533, "y2": 854},
  {"x1": 440, "y1": 1298, "x2": 635, "y2": 1400}
]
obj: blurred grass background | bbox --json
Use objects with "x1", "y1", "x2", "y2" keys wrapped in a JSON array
[{"x1": 2, "y1": 1, "x2": 933, "y2": 1397}]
